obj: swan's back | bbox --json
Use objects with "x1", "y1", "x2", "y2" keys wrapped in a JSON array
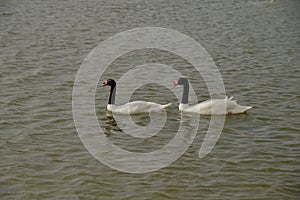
[
  {"x1": 181, "y1": 98, "x2": 252, "y2": 115},
  {"x1": 109, "y1": 101, "x2": 171, "y2": 114}
]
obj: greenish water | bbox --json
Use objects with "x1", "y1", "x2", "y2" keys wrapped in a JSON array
[{"x1": 1, "y1": 0, "x2": 299, "y2": 199}]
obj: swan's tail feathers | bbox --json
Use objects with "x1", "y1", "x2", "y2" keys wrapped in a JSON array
[
  {"x1": 161, "y1": 103, "x2": 172, "y2": 108},
  {"x1": 242, "y1": 106, "x2": 252, "y2": 113},
  {"x1": 226, "y1": 96, "x2": 234, "y2": 100},
  {"x1": 230, "y1": 105, "x2": 252, "y2": 114}
]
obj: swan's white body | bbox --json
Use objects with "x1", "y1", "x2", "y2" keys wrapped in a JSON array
[
  {"x1": 103, "y1": 79, "x2": 172, "y2": 115},
  {"x1": 107, "y1": 101, "x2": 172, "y2": 115},
  {"x1": 173, "y1": 78, "x2": 252, "y2": 115},
  {"x1": 179, "y1": 96, "x2": 252, "y2": 115}
]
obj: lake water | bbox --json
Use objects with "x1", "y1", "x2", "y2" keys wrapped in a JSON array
[{"x1": 1, "y1": 0, "x2": 299, "y2": 199}]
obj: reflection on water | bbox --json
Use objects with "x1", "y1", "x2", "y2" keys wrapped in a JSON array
[
  {"x1": 103, "y1": 114, "x2": 122, "y2": 135},
  {"x1": 97, "y1": 110, "x2": 202, "y2": 173}
]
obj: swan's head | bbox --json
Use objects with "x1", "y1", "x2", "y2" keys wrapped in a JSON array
[
  {"x1": 173, "y1": 77, "x2": 188, "y2": 86},
  {"x1": 102, "y1": 79, "x2": 116, "y2": 87}
]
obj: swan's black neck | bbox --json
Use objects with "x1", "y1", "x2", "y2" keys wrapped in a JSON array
[
  {"x1": 108, "y1": 85, "x2": 116, "y2": 105},
  {"x1": 181, "y1": 82, "x2": 189, "y2": 104}
]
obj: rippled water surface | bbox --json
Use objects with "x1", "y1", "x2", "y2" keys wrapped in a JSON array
[{"x1": 1, "y1": 0, "x2": 299, "y2": 199}]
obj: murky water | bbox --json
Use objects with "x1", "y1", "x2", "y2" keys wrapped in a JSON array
[{"x1": 1, "y1": 0, "x2": 299, "y2": 199}]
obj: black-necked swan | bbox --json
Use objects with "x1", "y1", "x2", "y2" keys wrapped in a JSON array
[
  {"x1": 102, "y1": 79, "x2": 172, "y2": 114},
  {"x1": 173, "y1": 77, "x2": 252, "y2": 115}
]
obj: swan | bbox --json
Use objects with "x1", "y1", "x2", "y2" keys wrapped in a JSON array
[
  {"x1": 173, "y1": 77, "x2": 252, "y2": 115},
  {"x1": 102, "y1": 79, "x2": 172, "y2": 114}
]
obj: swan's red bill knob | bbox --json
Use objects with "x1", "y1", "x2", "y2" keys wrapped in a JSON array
[
  {"x1": 102, "y1": 81, "x2": 108, "y2": 86},
  {"x1": 172, "y1": 80, "x2": 178, "y2": 86}
]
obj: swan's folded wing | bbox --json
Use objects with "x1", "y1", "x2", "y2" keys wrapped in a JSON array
[
  {"x1": 187, "y1": 100, "x2": 213, "y2": 115},
  {"x1": 225, "y1": 99, "x2": 239, "y2": 110},
  {"x1": 112, "y1": 101, "x2": 168, "y2": 114}
]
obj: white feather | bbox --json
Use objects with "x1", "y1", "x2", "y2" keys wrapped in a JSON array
[
  {"x1": 179, "y1": 97, "x2": 252, "y2": 115},
  {"x1": 107, "y1": 101, "x2": 171, "y2": 115}
]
